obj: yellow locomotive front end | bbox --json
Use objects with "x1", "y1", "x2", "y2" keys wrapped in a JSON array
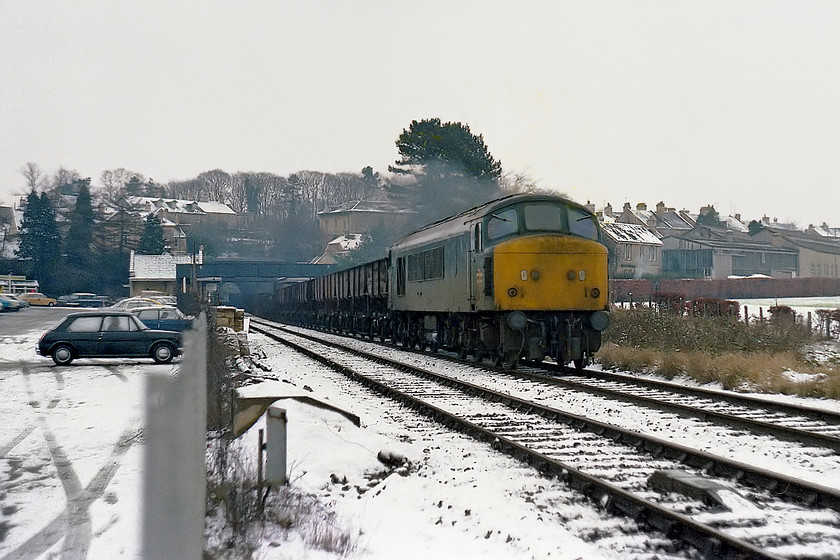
[
  {"x1": 467, "y1": 195, "x2": 610, "y2": 369},
  {"x1": 492, "y1": 234, "x2": 608, "y2": 312}
]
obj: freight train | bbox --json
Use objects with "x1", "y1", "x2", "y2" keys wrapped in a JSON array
[{"x1": 275, "y1": 193, "x2": 610, "y2": 369}]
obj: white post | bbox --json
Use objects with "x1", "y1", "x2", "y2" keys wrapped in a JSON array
[
  {"x1": 142, "y1": 313, "x2": 207, "y2": 559},
  {"x1": 265, "y1": 406, "x2": 287, "y2": 486}
]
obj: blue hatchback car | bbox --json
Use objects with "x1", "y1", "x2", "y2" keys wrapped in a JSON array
[{"x1": 130, "y1": 306, "x2": 193, "y2": 332}]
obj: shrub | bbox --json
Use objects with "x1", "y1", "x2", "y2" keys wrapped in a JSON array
[{"x1": 599, "y1": 306, "x2": 840, "y2": 398}]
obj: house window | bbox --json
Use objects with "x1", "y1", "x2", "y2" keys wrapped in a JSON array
[
  {"x1": 649, "y1": 247, "x2": 658, "y2": 262},
  {"x1": 623, "y1": 244, "x2": 632, "y2": 261}
]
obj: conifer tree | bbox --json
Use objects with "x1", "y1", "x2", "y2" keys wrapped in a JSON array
[
  {"x1": 64, "y1": 183, "x2": 95, "y2": 266},
  {"x1": 138, "y1": 214, "x2": 166, "y2": 254},
  {"x1": 387, "y1": 118, "x2": 503, "y2": 226},
  {"x1": 16, "y1": 191, "x2": 61, "y2": 290}
]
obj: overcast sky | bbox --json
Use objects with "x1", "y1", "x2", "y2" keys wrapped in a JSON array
[{"x1": 1, "y1": 1, "x2": 838, "y2": 227}]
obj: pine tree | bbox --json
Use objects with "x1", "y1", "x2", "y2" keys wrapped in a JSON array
[
  {"x1": 388, "y1": 118, "x2": 503, "y2": 226},
  {"x1": 139, "y1": 214, "x2": 166, "y2": 254},
  {"x1": 16, "y1": 191, "x2": 61, "y2": 291},
  {"x1": 64, "y1": 183, "x2": 95, "y2": 266}
]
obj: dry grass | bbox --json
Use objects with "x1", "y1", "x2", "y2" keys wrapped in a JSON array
[
  {"x1": 598, "y1": 308, "x2": 840, "y2": 399},
  {"x1": 598, "y1": 343, "x2": 840, "y2": 397}
]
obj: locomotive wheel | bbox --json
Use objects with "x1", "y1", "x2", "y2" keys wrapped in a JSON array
[{"x1": 491, "y1": 351, "x2": 519, "y2": 370}]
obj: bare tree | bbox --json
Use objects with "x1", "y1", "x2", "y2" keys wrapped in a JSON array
[
  {"x1": 198, "y1": 169, "x2": 232, "y2": 203},
  {"x1": 50, "y1": 167, "x2": 82, "y2": 191},
  {"x1": 100, "y1": 168, "x2": 145, "y2": 201},
  {"x1": 168, "y1": 178, "x2": 205, "y2": 201},
  {"x1": 228, "y1": 173, "x2": 248, "y2": 214},
  {"x1": 500, "y1": 170, "x2": 540, "y2": 193},
  {"x1": 20, "y1": 162, "x2": 47, "y2": 192},
  {"x1": 254, "y1": 172, "x2": 287, "y2": 216}
]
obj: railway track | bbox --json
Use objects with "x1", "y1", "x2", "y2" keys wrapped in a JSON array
[
  {"x1": 250, "y1": 318, "x2": 840, "y2": 560},
  {"x1": 268, "y1": 320, "x2": 840, "y2": 483},
  {"x1": 533, "y1": 367, "x2": 840, "y2": 453}
]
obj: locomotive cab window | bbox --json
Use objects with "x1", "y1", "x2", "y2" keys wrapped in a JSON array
[
  {"x1": 523, "y1": 203, "x2": 564, "y2": 232},
  {"x1": 486, "y1": 208, "x2": 518, "y2": 240},
  {"x1": 567, "y1": 206, "x2": 600, "y2": 241}
]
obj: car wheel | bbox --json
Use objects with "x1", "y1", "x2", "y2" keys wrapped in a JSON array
[
  {"x1": 48, "y1": 302, "x2": 55, "y2": 307},
  {"x1": 51, "y1": 344, "x2": 74, "y2": 366},
  {"x1": 152, "y1": 342, "x2": 174, "y2": 364}
]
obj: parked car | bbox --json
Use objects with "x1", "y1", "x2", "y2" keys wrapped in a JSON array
[
  {"x1": 38, "y1": 311, "x2": 182, "y2": 365},
  {"x1": 3, "y1": 294, "x2": 30, "y2": 308},
  {"x1": 130, "y1": 306, "x2": 193, "y2": 332},
  {"x1": 0, "y1": 295, "x2": 15, "y2": 312},
  {"x1": 19, "y1": 292, "x2": 57, "y2": 306},
  {"x1": 111, "y1": 297, "x2": 164, "y2": 311},
  {"x1": 0, "y1": 294, "x2": 24, "y2": 311},
  {"x1": 57, "y1": 293, "x2": 111, "y2": 307}
]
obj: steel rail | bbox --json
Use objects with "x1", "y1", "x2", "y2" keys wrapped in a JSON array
[
  {"x1": 515, "y1": 368, "x2": 840, "y2": 453},
  {"x1": 265, "y1": 318, "x2": 840, "y2": 453},
  {"x1": 250, "y1": 319, "x2": 840, "y2": 514},
  {"x1": 251, "y1": 323, "x2": 784, "y2": 560},
  {"x1": 560, "y1": 366, "x2": 840, "y2": 426}
]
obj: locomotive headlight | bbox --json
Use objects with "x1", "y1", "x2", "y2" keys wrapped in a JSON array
[
  {"x1": 567, "y1": 270, "x2": 576, "y2": 281},
  {"x1": 530, "y1": 270, "x2": 540, "y2": 281},
  {"x1": 589, "y1": 310, "x2": 610, "y2": 331}
]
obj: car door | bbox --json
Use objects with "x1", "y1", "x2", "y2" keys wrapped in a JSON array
[
  {"x1": 157, "y1": 308, "x2": 187, "y2": 331},
  {"x1": 64, "y1": 315, "x2": 104, "y2": 356},
  {"x1": 99, "y1": 315, "x2": 144, "y2": 356},
  {"x1": 136, "y1": 309, "x2": 161, "y2": 330}
]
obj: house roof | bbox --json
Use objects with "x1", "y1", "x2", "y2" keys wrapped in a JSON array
[
  {"x1": 601, "y1": 222, "x2": 662, "y2": 245},
  {"x1": 773, "y1": 230, "x2": 840, "y2": 256},
  {"x1": 318, "y1": 199, "x2": 407, "y2": 216},
  {"x1": 130, "y1": 251, "x2": 203, "y2": 280},
  {"x1": 126, "y1": 196, "x2": 237, "y2": 216},
  {"x1": 667, "y1": 226, "x2": 797, "y2": 254}
]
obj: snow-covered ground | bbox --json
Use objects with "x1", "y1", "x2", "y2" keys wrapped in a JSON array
[
  {"x1": 738, "y1": 295, "x2": 840, "y2": 319},
  {"x1": 4, "y1": 303, "x2": 840, "y2": 559}
]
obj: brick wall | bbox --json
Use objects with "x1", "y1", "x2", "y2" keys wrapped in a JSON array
[{"x1": 610, "y1": 277, "x2": 840, "y2": 302}]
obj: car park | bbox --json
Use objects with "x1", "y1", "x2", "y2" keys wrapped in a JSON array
[
  {"x1": 130, "y1": 306, "x2": 193, "y2": 332},
  {"x1": 19, "y1": 292, "x2": 57, "y2": 306},
  {"x1": 37, "y1": 310, "x2": 182, "y2": 365}
]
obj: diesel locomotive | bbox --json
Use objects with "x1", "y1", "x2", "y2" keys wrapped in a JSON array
[{"x1": 275, "y1": 193, "x2": 610, "y2": 369}]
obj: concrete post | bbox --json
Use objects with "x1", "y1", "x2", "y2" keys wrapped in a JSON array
[
  {"x1": 142, "y1": 313, "x2": 207, "y2": 560},
  {"x1": 265, "y1": 406, "x2": 287, "y2": 486}
]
